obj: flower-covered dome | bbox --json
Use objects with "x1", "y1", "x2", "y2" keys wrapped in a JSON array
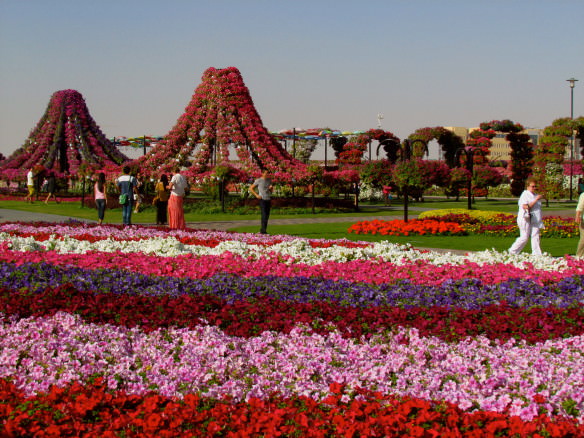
[
  {"x1": 0, "y1": 89, "x2": 129, "y2": 180},
  {"x1": 135, "y1": 67, "x2": 307, "y2": 180}
]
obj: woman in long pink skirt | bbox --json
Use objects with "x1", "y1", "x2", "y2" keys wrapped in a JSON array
[{"x1": 167, "y1": 167, "x2": 188, "y2": 229}]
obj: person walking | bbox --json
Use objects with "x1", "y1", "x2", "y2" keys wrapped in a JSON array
[
  {"x1": 509, "y1": 177, "x2": 545, "y2": 255},
  {"x1": 44, "y1": 171, "x2": 59, "y2": 204},
  {"x1": 575, "y1": 189, "x2": 584, "y2": 257},
  {"x1": 133, "y1": 173, "x2": 144, "y2": 213},
  {"x1": 154, "y1": 173, "x2": 170, "y2": 225},
  {"x1": 94, "y1": 172, "x2": 108, "y2": 225},
  {"x1": 167, "y1": 167, "x2": 188, "y2": 229},
  {"x1": 25, "y1": 167, "x2": 36, "y2": 203},
  {"x1": 117, "y1": 166, "x2": 137, "y2": 226},
  {"x1": 249, "y1": 169, "x2": 273, "y2": 234}
]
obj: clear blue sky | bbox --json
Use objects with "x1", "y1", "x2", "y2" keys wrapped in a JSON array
[{"x1": 1, "y1": 0, "x2": 582, "y2": 158}]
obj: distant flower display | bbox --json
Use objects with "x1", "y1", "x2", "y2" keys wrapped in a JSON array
[
  {"x1": 135, "y1": 67, "x2": 308, "y2": 181},
  {"x1": 0, "y1": 89, "x2": 128, "y2": 181}
]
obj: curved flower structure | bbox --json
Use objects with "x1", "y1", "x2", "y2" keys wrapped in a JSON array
[
  {"x1": 0, "y1": 90, "x2": 129, "y2": 180},
  {"x1": 464, "y1": 119, "x2": 532, "y2": 197},
  {"x1": 408, "y1": 126, "x2": 465, "y2": 167},
  {"x1": 135, "y1": 67, "x2": 307, "y2": 180}
]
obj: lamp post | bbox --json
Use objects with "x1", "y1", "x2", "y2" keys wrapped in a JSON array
[
  {"x1": 567, "y1": 78, "x2": 578, "y2": 201},
  {"x1": 455, "y1": 147, "x2": 476, "y2": 210},
  {"x1": 219, "y1": 177, "x2": 225, "y2": 213},
  {"x1": 399, "y1": 138, "x2": 427, "y2": 222},
  {"x1": 400, "y1": 139, "x2": 412, "y2": 222}
]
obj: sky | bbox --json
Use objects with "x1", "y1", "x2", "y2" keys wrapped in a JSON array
[{"x1": 0, "y1": 0, "x2": 583, "y2": 160}]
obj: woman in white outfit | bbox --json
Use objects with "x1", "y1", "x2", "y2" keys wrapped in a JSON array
[{"x1": 509, "y1": 177, "x2": 545, "y2": 255}]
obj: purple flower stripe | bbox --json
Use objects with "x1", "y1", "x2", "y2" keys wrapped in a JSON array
[{"x1": 1, "y1": 261, "x2": 582, "y2": 309}]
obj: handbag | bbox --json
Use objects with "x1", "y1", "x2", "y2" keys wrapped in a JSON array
[{"x1": 119, "y1": 193, "x2": 128, "y2": 205}]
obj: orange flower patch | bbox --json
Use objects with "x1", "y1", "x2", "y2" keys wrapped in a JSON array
[{"x1": 348, "y1": 219, "x2": 466, "y2": 236}]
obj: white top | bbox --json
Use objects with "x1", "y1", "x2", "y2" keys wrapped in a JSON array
[
  {"x1": 27, "y1": 170, "x2": 34, "y2": 186},
  {"x1": 517, "y1": 189, "x2": 544, "y2": 228},
  {"x1": 576, "y1": 192, "x2": 584, "y2": 213},
  {"x1": 170, "y1": 173, "x2": 188, "y2": 197}
]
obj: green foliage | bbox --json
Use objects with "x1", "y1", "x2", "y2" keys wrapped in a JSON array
[
  {"x1": 473, "y1": 165, "x2": 503, "y2": 189},
  {"x1": 392, "y1": 159, "x2": 423, "y2": 190},
  {"x1": 359, "y1": 160, "x2": 393, "y2": 188}
]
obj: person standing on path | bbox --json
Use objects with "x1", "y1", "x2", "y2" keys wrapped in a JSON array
[
  {"x1": 167, "y1": 167, "x2": 188, "y2": 230},
  {"x1": 133, "y1": 173, "x2": 144, "y2": 213},
  {"x1": 25, "y1": 167, "x2": 36, "y2": 203},
  {"x1": 509, "y1": 177, "x2": 545, "y2": 255},
  {"x1": 94, "y1": 172, "x2": 108, "y2": 225},
  {"x1": 116, "y1": 166, "x2": 137, "y2": 226},
  {"x1": 249, "y1": 169, "x2": 273, "y2": 234},
  {"x1": 575, "y1": 189, "x2": 584, "y2": 257},
  {"x1": 154, "y1": 173, "x2": 170, "y2": 225}
]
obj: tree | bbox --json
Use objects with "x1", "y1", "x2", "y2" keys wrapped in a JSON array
[
  {"x1": 534, "y1": 118, "x2": 572, "y2": 200},
  {"x1": 446, "y1": 167, "x2": 472, "y2": 201},
  {"x1": 359, "y1": 160, "x2": 393, "y2": 188}
]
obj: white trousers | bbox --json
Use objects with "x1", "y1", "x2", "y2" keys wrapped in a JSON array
[{"x1": 509, "y1": 218, "x2": 541, "y2": 255}]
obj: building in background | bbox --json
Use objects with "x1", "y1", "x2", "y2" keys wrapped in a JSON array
[{"x1": 445, "y1": 126, "x2": 544, "y2": 162}]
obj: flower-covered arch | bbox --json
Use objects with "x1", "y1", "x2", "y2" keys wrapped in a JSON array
[
  {"x1": 135, "y1": 67, "x2": 307, "y2": 181},
  {"x1": 336, "y1": 129, "x2": 401, "y2": 165},
  {"x1": 408, "y1": 127, "x2": 465, "y2": 167},
  {"x1": 475, "y1": 120, "x2": 532, "y2": 196},
  {"x1": 0, "y1": 89, "x2": 129, "y2": 181}
]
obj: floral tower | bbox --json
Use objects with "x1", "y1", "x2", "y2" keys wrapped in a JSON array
[
  {"x1": 137, "y1": 67, "x2": 306, "y2": 180},
  {"x1": 0, "y1": 89, "x2": 128, "y2": 180}
]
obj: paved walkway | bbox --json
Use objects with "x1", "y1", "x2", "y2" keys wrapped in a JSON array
[
  {"x1": 0, "y1": 208, "x2": 95, "y2": 224},
  {"x1": 1, "y1": 206, "x2": 574, "y2": 230},
  {"x1": 0, "y1": 205, "x2": 445, "y2": 230}
]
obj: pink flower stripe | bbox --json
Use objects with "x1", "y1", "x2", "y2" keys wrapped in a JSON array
[
  {"x1": 2, "y1": 312, "x2": 582, "y2": 423},
  {"x1": 1, "y1": 246, "x2": 581, "y2": 286}
]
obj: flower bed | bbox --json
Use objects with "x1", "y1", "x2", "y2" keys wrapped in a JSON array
[
  {"x1": 0, "y1": 221, "x2": 583, "y2": 436},
  {"x1": 419, "y1": 208, "x2": 578, "y2": 238},
  {"x1": 351, "y1": 209, "x2": 578, "y2": 238}
]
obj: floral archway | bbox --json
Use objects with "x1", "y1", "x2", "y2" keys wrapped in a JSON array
[
  {"x1": 135, "y1": 67, "x2": 307, "y2": 182},
  {"x1": 0, "y1": 89, "x2": 129, "y2": 181},
  {"x1": 408, "y1": 127, "x2": 465, "y2": 167},
  {"x1": 336, "y1": 129, "x2": 401, "y2": 165},
  {"x1": 474, "y1": 120, "x2": 532, "y2": 196}
]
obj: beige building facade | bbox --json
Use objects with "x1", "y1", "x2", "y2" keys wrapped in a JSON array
[{"x1": 444, "y1": 126, "x2": 544, "y2": 161}]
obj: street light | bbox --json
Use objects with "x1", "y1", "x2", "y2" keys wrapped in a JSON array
[
  {"x1": 455, "y1": 146, "x2": 476, "y2": 210},
  {"x1": 567, "y1": 78, "x2": 578, "y2": 200},
  {"x1": 399, "y1": 138, "x2": 427, "y2": 222}
]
